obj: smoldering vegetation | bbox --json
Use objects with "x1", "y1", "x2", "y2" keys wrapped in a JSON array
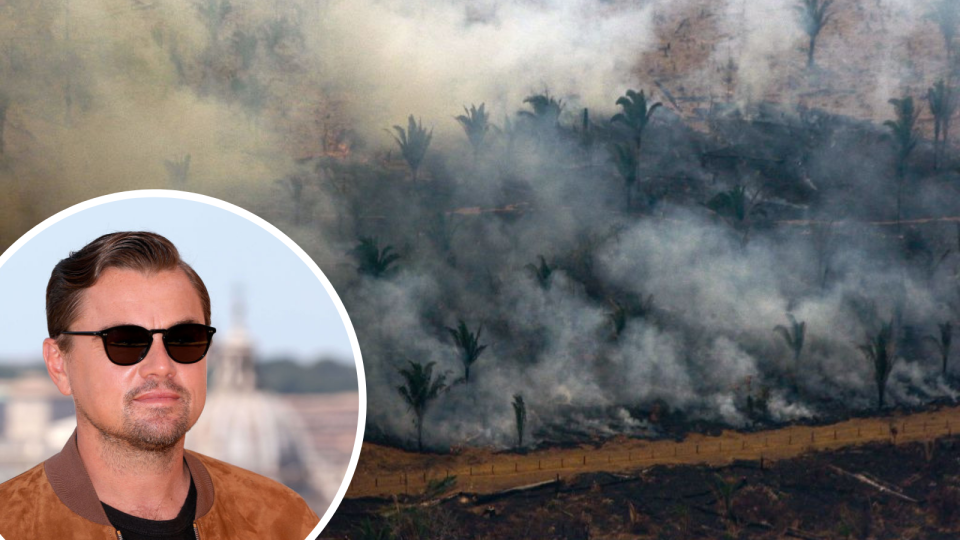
[
  {"x1": 1, "y1": 0, "x2": 960, "y2": 452},
  {"x1": 346, "y1": 94, "x2": 960, "y2": 450}
]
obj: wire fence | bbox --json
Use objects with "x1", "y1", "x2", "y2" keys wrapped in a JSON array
[{"x1": 348, "y1": 409, "x2": 959, "y2": 497}]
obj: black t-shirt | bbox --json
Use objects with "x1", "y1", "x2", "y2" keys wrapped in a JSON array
[{"x1": 102, "y1": 478, "x2": 197, "y2": 540}]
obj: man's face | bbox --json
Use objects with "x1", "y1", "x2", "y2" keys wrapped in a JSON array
[{"x1": 55, "y1": 267, "x2": 208, "y2": 451}]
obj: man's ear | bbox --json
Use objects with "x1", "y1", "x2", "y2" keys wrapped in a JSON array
[{"x1": 43, "y1": 338, "x2": 73, "y2": 396}]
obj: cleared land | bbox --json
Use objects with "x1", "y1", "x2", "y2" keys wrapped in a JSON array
[{"x1": 348, "y1": 405, "x2": 960, "y2": 498}]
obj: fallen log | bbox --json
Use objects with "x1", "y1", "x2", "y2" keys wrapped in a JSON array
[
  {"x1": 828, "y1": 465, "x2": 918, "y2": 503},
  {"x1": 471, "y1": 478, "x2": 561, "y2": 505}
]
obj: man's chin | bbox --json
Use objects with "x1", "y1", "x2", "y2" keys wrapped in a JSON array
[{"x1": 122, "y1": 412, "x2": 191, "y2": 451}]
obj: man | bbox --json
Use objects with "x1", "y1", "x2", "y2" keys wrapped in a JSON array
[{"x1": 0, "y1": 231, "x2": 319, "y2": 539}]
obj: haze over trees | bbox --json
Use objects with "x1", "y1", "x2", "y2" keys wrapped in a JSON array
[{"x1": 3, "y1": 0, "x2": 960, "y2": 455}]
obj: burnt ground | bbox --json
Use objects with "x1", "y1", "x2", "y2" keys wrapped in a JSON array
[{"x1": 323, "y1": 436, "x2": 960, "y2": 540}]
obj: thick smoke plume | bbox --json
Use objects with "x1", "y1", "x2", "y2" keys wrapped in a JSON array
[{"x1": 1, "y1": 0, "x2": 958, "y2": 450}]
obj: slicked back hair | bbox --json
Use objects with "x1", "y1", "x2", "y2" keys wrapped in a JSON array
[{"x1": 47, "y1": 231, "x2": 211, "y2": 352}]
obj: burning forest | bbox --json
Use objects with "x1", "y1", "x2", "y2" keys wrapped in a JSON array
[{"x1": 1, "y1": 0, "x2": 960, "y2": 458}]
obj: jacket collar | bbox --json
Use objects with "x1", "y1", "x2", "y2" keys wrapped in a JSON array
[{"x1": 43, "y1": 429, "x2": 215, "y2": 526}]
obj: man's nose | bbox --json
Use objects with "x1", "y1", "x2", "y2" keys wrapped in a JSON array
[{"x1": 136, "y1": 334, "x2": 177, "y2": 378}]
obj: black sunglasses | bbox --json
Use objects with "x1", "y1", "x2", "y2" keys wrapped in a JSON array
[{"x1": 61, "y1": 323, "x2": 217, "y2": 366}]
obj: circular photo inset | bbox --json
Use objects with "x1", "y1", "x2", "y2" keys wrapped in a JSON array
[{"x1": 0, "y1": 190, "x2": 365, "y2": 540}]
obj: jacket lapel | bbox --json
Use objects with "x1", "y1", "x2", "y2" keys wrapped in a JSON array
[{"x1": 44, "y1": 429, "x2": 216, "y2": 523}]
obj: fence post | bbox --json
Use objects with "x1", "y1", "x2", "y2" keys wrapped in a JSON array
[
  {"x1": 491, "y1": 464, "x2": 494, "y2": 475},
  {"x1": 470, "y1": 467, "x2": 473, "y2": 476},
  {"x1": 696, "y1": 444, "x2": 699, "y2": 454},
  {"x1": 375, "y1": 477, "x2": 378, "y2": 487},
  {"x1": 515, "y1": 463, "x2": 518, "y2": 473},
  {"x1": 583, "y1": 455, "x2": 587, "y2": 465}
]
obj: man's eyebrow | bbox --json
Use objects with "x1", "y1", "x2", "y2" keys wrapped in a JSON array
[
  {"x1": 169, "y1": 317, "x2": 204, "y2": 327},
  {"x1": 94, "y1": 318, "x2": 204, "y2": 329}
]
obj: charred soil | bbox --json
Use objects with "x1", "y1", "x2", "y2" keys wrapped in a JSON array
[{"x1": 325, "y1": 435, "x2": 960, "y2": 540}]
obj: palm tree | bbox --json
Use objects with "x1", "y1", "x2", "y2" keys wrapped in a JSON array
[
  {"x1": 611, "y1": 89, "x2": 661, "y2": 153},
  {"x1": 455, "y1": 103, "x2": 490, "y2": 161},
  {"x1": 859, "y1": 321, "x2": 896, "y2": 410},
  {"x1": 774, "y1": 314, "x2": 806, "y2": 387},
  {"x1": 518, "y1": 93, "x2": 563, "y2": 129},
  {"x1": 924, "y1": 322, "x2": 953, "y2": 375},
  {"x1": 260, "y1": 16, "x2": 304, "y2": 60},
  {"x1": 512, "y1": 394, "x2": 526, "y2": 451},
  {"x1": 524, "y1": 255, "x2": 553, "y2": 289},
  {"x1": 577, "y1": 108, "x2": 594, "y2": 154},
  {"x1": 795, "y1": 0, "x2": 834, "y2": 68},
  {"x1": 397, "y1": 361, "x2": 447, "y2": 452},
  {"x1": 926, "y1": 0, "x2": 960, "y2": 64},
  {"x1": 231, "y1": 30, "x2": 258, "y2": 70},
  {"x1": 709, "y1": 474, "x2": 747, "y2": 522},
  {"x1": 196, "y1": 0, "x2": 232, "y2": 44},
  {"x1": 704, "y1": 185, "x2": 766, "y2": 246},
  {"x1": 927, "y1": 80, "x2": 956, "y2": 169},
  {"x1": 884, "y1": 97, "x2": 920, "y2": 233},
  {"x1": 607, "y1": 299, "x2": 628, "y2": 339},
  {"x1": 609, "y1": 141, "x2": 640, "y2": 211},
  {"x1": 164, "y1": 154, "x2": 191, "y2": 187},
  {"x1": 352, "y1": 237, "x2": 401, "y2": 278},
  {"x1": 276, "y1": 174, "x2": 310, "y2": 226},
  {"x1": 231, "y1": 75, "x2": 268, "y2": 120},
  {"x1": 390, "y1": 115, "x2": 433, "y2": 181},
  {"x1": 446, "y1": 320, "x2": 487, "y2": 383}
]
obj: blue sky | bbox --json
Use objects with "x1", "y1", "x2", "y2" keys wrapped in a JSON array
[{"x1": 0, "y1": 193, "x2": 356, "y2": 366}]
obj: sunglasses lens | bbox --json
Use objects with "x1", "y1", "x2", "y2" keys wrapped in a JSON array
[
  {"x1": 103, "y1": 326, "x2": 152, "y2": 366},
  {"x1": 163, "y1": 324, "x2": 213, "y2": 364}
]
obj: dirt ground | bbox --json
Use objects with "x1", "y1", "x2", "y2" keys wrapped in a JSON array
[
  {"x1": 347, "y1": 405, "x2": 960, "y2": 498},
  {"x1": 326, "y1": 430, "x2": 960, "y2": 539}
]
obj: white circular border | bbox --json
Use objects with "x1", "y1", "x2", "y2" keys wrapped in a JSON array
[{"x1": 0, "y1": 189, "x2": 366, "y2": 540}]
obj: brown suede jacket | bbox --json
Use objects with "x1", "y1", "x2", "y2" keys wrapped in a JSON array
[{"x1": 0, "y1": 431, "x2": 320, "y2": 540}]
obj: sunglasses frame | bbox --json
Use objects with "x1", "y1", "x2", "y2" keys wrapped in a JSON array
[{"x1": 61, "y1": 323, "x2": 217, "y2": 366}]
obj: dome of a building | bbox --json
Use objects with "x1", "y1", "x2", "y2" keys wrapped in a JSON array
[{"x1": 185, "y1": 293, "x2": 334, "y2": 509}]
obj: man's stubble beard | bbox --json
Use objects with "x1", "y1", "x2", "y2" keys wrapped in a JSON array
[{"x1": 76, "y1": 379, "x2": 194, "y2": 454}]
